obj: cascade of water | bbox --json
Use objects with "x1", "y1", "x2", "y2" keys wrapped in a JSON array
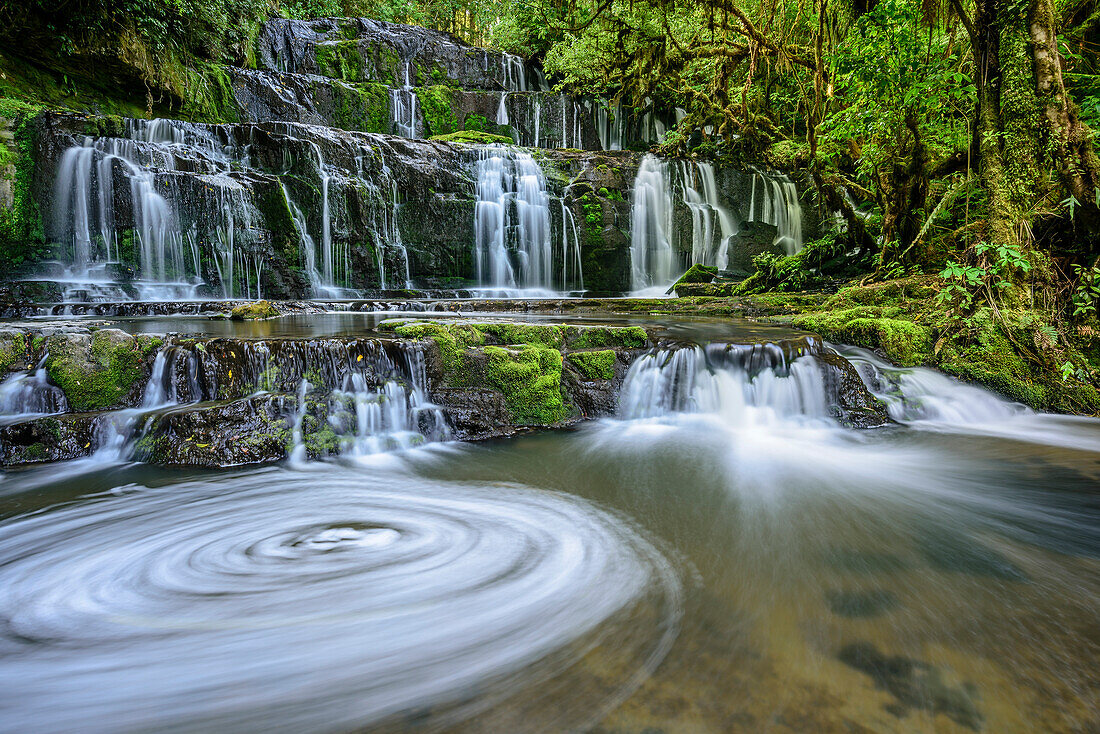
[
  {"x1": 52, "y1": 138, "x2": 203, "y2": 300},
  {"x1": 287, "y1": 344, "x2": 449, "y2": 461},
  {"x1": 533, "y1": 96, "x2": 542, "y2": 148},
  {"x1": 502, "y1": 53, "x2": 527, "y2": 91},
  {"x1": 388, "y1": 180, "x2": 413, "y2": 289},
  {"x1": 593, "y1": 99, "x2": 624, "y2": 151},
  {"x1": 619, "y1": 344, "x2": 829, "y2": 424},
  {"x1": 560, "y1": 200, "x2": 584, "y2": 292},
  {"x1": 47, "y1": 118, "x2": 271, "y2": 301},
  {"x1": 748, "y1": 170, "x2": 803, "y2": 255},
  {"x1": 474, "y1": 146, "x2": 561, "y2": 293},
  {"x1": 678, "y1": 161, "x2": 738, "y2": 270},
  {"x1": 0, "y1": 358, "x2": 68, "y2": 421},
  {"x1": 629, "y1": 155, "x2": 677, "y2": 291},
  {"x1": 392, "y1": 60, "x2": 419, "y2": 138},
  {"x1": 300, "y1": 143, "x2": 352, "y2": 297}
]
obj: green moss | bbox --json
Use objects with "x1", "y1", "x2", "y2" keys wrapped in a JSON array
[
  {"x1": 23, "y1": 442, "x2": 47, "y2": 460},
  {"x1": 303, "y1": 423, "x2": 343, "y2": 457},
  {"x1": 793, "y1": 308, "x2": 934, "y2": 367},
  {"x1": 476, "y1": 322, "x2": 565, "y2": 348},
  {"x1": 0, "y1": 331, "x2": 27, "y2": 371},
  {"x1": 45, "y1": 331, "x2": 150, "y2": 411},
  {"x1": 388, "y1": 320, "x2": 485, "y2": 383},
  {"x1": 0, "y1": 99, "x2": 46, "y2": 269},
  {"x1": 567, "y1": 349, "x2": 616, "y2": 380},
  {"x1": 415, "y1": 85, "x2": 458, "y2": 136},
  {"x1": 230, "y1": 300, "x2": 277, "y2": 320},
  {"x1": 315, "y1": 40, "x2": 363, "y2": 82},
  {"x1": 332, "y1": 81, "x2": 389, "y2": 133},
  {"x1": 483, "y1": 345, "x2": 571, "y2": 424},
  {"x1": 673, "y1": 264, "x2": 719, "y2": 289},
  {"x1": 430, "y1": 130, "x2": 513, "y2": 144},
  {"x1": 565, "y1": 325, "x2": 649, "y2": 349}
]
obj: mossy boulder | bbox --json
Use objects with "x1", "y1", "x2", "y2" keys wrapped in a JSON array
[
  {"x1": 567, "y1": 349, "x2": 616, "y2": 380},
  {"x1": 564, "y1": 325, "x2": 648, "y2": 349},
  {"x1": 230, "y1": 300, "x2": 278, "y2": 320},
  {"x1": 483, "y1": 344, "x2": 571, "y2": 425},
  {"x1": 0, "y1": 329, "x2": 27, "y2": 372},
  {"x1": 429, "y1": 130, "x2": 513, "y2": 144},
  {"x1": 44, "y1": 329, "x2": 159, "y2": 411},
  {"x1": 672, "y1": 264, "x2": 719, "y2": 288},
  {"x1": 793, "y1": 308, "x2": 934, "y2": 367}
]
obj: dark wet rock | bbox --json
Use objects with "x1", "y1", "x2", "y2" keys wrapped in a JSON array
[
  {"x1": 431, "y1": 387, "x2": 515, "y2": 440},
  {"x1": 825, "y1": 589, "x2": 900, "y2": 618},
  {"x1": 0, "y1": 412, "x2": 98, "y2": 464},
  {"x1": 135, "y1": 395, "x2": 294, "y2": 467},
  {"x1": 838, "y1": 641, "x2": 984, "y2": 731},
  {"x1": 257, "y1": 17, "x2": 542, "y2": 91},
  {"x1": 814, "y1": 348, "x2": 892, "y2": 428}
]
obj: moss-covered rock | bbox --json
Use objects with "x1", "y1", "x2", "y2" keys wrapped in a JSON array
[
  {"x1": 429, "y1": 129, "x2": 513, "y2": 144},
  {"x1": 483, "y1": 344, "x2": 571, "y2": 425},
  {"x1": 567, "y1": 349, "x2": 616, "y2": 380},
  {"x1": 564, "y1": 325, "x2": 649, "y2": 349},
  {"x1": 0, "y1": 329, "x2": 27, "y2": 372},
  {"x1": 672, "y1": 263, "x2": 719, "y2": 288},
  {"x1": 44, "y1": 329, "x2": 157, "y2": 411},
  {"x1": 793, "y1": 308, "x2": 934, "y2": 367},
  {"x1": 230, "y1": 300, "x2": 278, "y2": 320},
  {"x1": 415, "y1": 85, "x2": 457, "y2": 136}
]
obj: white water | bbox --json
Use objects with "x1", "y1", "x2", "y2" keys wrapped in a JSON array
[
  {"x1": 392, "y1": 60, "x2": 419, "y2": 138},
  {"x1": 47, "y1": 119, "x2": 273, "y2": 301},
  {"x1": 629, "y1": 155, "x2": 677, "y2": 291},
  {"x1": 0, "y1": 358, "x2": 67, "y2": 422},
  {"x1": 0, "y1": 465, "x2": 679, "y2": 733},
  {"x1": 289, "y1": 348, "x2": 449, "y2": 462},
  {"x1": 677, "y1": 161, "x2": 738, "y2": 271},
  {"x1": 748, "y1": 169, "x2": 803, "y2": 255},
  {"x1": 474, "y1": 146, "x2": 580, "y2": 294}
]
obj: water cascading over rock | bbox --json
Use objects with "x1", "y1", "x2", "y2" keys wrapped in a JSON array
[
  {"x1": 748, "y1": 169, "x2": 803, "y2": 255},
  {"x1": 473, "y1": 146, "x2": 583, "y2": 295},
  {"x1": 628, "y1": 156, "x2": 806, "y2": 290},
  {"x1": 629, "y1": 155, "x2": 677, "y2": 291}
]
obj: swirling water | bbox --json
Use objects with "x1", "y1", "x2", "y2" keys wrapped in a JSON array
[{"x1": 0, "y1": 328, "x2": 1098, "y2": 732}]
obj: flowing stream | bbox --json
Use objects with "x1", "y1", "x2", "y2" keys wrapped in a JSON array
[{"x1": 0, "y1": 313, "x2": 1097, "y2": 733}]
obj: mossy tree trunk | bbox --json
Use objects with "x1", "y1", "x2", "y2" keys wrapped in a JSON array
[{"x1": 959, "y1": 0, "x2": 1100, "y2": 254}]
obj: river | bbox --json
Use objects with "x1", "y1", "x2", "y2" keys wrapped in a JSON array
[{"x1": 0, "y1": 311, "x2": 1097, "y2": 733}]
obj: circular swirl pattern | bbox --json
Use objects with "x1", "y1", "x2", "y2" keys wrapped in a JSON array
[{"x1": 0, "y1": 466, "x2": 681, "y2": 733}]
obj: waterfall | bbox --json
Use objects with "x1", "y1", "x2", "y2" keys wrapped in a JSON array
[
  {"x1": 473, "y1": 146, "x2": 559, "y2": 294},
  {"x1": 47, "y1": 118, "x2": 272, "y2": 301},
  {"x1": 502, "y1": 53, "x2": 527, "y2": 91},
  {"x1": 300, "y1": 143, "x2": 352, "y2": 297},
  {"x1": 285, "y1": 344, "x2": 449, "y2": 461},
  {"x1": 619, "y1": 344, "x2": 829, "y2": 424},
  {"x1": 560, "y1": 200, "x2": 583, "y2": 292},
  {"x1": 629, "y1": 155, "x2": 677, "y2": 291},
  {"x1": 748, "y1": 170, "x2": 803, "y2": 255},
  {"x1": 392, "y1": 60, "x2": 418, "y2": 138},
  {"x1": 678, "y1": 161, "x2": 738, "y2": 270},
  {"x1": 0, "y1": 359, "x2": 68, "y2": 421}
]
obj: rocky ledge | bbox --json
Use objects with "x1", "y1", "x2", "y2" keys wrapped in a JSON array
[{"x1": 0, "y1": 317, "x2": 889, "y2": 469}]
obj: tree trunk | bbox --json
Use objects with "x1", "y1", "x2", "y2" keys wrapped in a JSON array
[{"x1": 969, "y1": 0, "x2": 1100, "y2": 252}]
